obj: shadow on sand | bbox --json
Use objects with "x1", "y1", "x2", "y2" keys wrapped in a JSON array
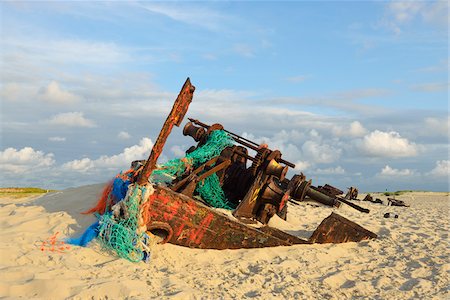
[{"x1": 31, "y1": 183, "x2": 105, "y2": 234}]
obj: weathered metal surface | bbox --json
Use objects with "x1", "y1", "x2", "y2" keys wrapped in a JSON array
[
  {"x1": 344, "y1": 186, "x2": 359, "y2": 200},
  {"x1": 137, "y1": 78, "x2": 195, "y2": 185},
  {"x1": 144, "y1": 186, "x2": 310, "y2": 249},
  {"x1": 309, "y1": 212, "x2": 377, "y2": 243},
  {"x1": 306, "y1": 186, "x2": 339, "y2": 207},
  {"x1": 293, "y1": 181, "x2": 370, "y2": 213},
  {"x1": 143, "y1": 187, "x2": 376, "y2": 248},
  {"x1": 387, "y1": 198, "x2": 409, "y2": 207},
  {"x1": 315, "y1": 184, "x2": 344, "y2": 198}
]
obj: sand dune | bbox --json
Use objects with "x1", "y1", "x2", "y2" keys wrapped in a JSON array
[{"x1": 0, "y1": 185, "x2": 448, "y2": 299}]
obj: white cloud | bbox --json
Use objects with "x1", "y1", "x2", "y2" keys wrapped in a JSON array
[
  {"x1": 302, "y1": 140, "x2": 342, "y2": 164},
  {"x1": 63, "y1": 137, "x2": 153, "y2": 173},
  {"x1": 360, "y1": 130, "x2": 418, "y2": 158},
  {"x1": 332, "y1": 121, "x2": 367, "y2": 138},
  {"x1": 382, "y1": 1, "x2": 448, "y2": 34},
  {"x1": 45, "y1": 112, "x2": 96, "y2": 128},
  {"x1": 3, "y1": 36, "x2": 132, "y2": 67},
  {"x1": 0, "y1": 147, "x2": 55, "y2": 174},
  {"x1": 378, "y1": 165, "x2": 415, "y2": 177},
  {"x1": 48, "y1": 136, "x2": 66, "y2": 142},
  {"x1": 62, "y1": 157, "x2": 95, "y2": 173},
  {"x1": 427, "y1": 160, "x2": 449, "y2": 177},
  {"x1": 423, "y1": 117, "x2": 450, "y2": 137},
  {"x1": 0, "y1": 82, "x2": 36, "y2": 102},
  {"x1": 293, "y1": 160, "x2": 311, "y2": 172},
  {"x1": 313, "y1": 166, "x2": 345, "y2": 175},
  {"x1": 117, "y1": 131, "x2": 131, "y2": 140},
  {"x1": 139, "y1": 2, "x2": 230, "y2": 31},
  {"x1": 38, "y1": 81, "x2": 80, "y2": 104}
]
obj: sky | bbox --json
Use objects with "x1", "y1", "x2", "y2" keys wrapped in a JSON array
[{"x1": 0, "y1": 1, "x2": 448, "y2": 192}]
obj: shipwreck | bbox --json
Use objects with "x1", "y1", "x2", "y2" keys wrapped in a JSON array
[{"x1": 73, "y1": 78, "x2": 377, "y2": 262}]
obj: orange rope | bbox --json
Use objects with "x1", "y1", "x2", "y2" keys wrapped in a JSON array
[{"x1": 81, "y1": 180, "x2": 114, "y2": 215}]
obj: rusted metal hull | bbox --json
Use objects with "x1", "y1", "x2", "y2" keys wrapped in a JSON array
[
  {"x1": 144, "y1": 186, "x2": 377, "y2": 249},
  {"x1": 144, "y1": 186, "x2": 310, "y2": 249},
  {"x1": 309, "y1": 212, "x2": 377, "y2": 243}
]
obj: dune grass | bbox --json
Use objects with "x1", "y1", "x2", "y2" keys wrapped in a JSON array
[{"x1": 0, "y1": 187, "x2": 56, "y2": 198}]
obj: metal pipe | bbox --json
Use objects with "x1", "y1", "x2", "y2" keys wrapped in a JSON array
[
  {"x1": 306, "y1": 188, "x2": 338, "y2": 207},
  {"x1": 188, "y1": 118, "x2": 296, "y2": 168}
]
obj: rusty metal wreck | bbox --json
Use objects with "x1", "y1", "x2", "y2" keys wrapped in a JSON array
[{"x1": 131, "y1": 78, "x2": 377, "y2": 250}]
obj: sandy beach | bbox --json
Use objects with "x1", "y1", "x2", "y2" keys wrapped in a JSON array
[{"x1": 0, "y1": 185, "x2": 448, "y2": 299}]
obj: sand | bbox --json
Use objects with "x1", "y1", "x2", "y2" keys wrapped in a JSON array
[{"x1": 0, "y1": 185, "x2": 448, "y2": 299}]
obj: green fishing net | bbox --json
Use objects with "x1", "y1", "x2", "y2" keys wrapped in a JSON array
[
  {"x1": 97, "y1": 185, "x2": 146, "y2": 262},
  {"x1": 152, "y1": 130, "x2": 235, "y2": 209}
]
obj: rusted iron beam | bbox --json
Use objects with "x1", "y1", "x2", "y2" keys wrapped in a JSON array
[{"x1": 137, "y1": 78, "x2": 195, "y2": 185}]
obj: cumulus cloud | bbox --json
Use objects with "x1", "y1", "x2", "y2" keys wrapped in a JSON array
[
  {"x1": 360, "y1": 130, "x2": 418, "y2": 157},
  {"x1": 63, "y1": 137, "x2": 153, "y2": 173},
  {"x1": 294, "y1": 160, "x2": 311, "y2": 172},
  {"x1": 0, "y1": 147, "x2": 55, "y2": 174},
  {"x1": 48, "y1": 136, "x2": 66, "y2": 142},
  {"x1": 38, "y1": 81, "x2": 80, "y2": 104},
  {"x1": 62, "y1": 157, "x2": 95, "y2": 173},
  {"x1": 332, "y1": 121, "x2": 367, "y2": 138},
  {"x1": 45, "y1": 112, "x2": 96, "y2": 127},
  {"x1": 427, "y1": 160, "x2": 449, "y2": 177},
  {"x1": 302, "y1": 140, "x2": 342, "y2": 164},
  {"x1": 117, "y1": 131, "x2": 131, "y2": 140},
  {"x1": 378, "y1": 165, "x2": 415, "y2": 177}
]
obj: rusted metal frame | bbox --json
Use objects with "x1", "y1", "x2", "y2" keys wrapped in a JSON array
[
  {"x1": 171, "y1": 157, "x2": 219, "y2": 192},
  {"x1": 188, "y1": 118, "x2": 296, "y2": 168},
  {"x1": 137, "y1": 78, "x2": 195, "y2": 185},
  {"x1": 172, "y1": 158, "x2": 231, "y2": 199},
  {"x1": 196, "y1": 159, "x2": 231, "y2": 182}
]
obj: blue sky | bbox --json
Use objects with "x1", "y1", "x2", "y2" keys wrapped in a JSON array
[{"x1": 1, "y1": 1, "x2": 448, "y2": 191}]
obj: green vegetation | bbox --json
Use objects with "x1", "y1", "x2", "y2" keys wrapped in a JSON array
[
  {"x1": 383, "y1": 190, "x2": 423, "y2": 196},
  {"x1": 0, "y1": 187, "x2": 56, "y2": 198}
]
